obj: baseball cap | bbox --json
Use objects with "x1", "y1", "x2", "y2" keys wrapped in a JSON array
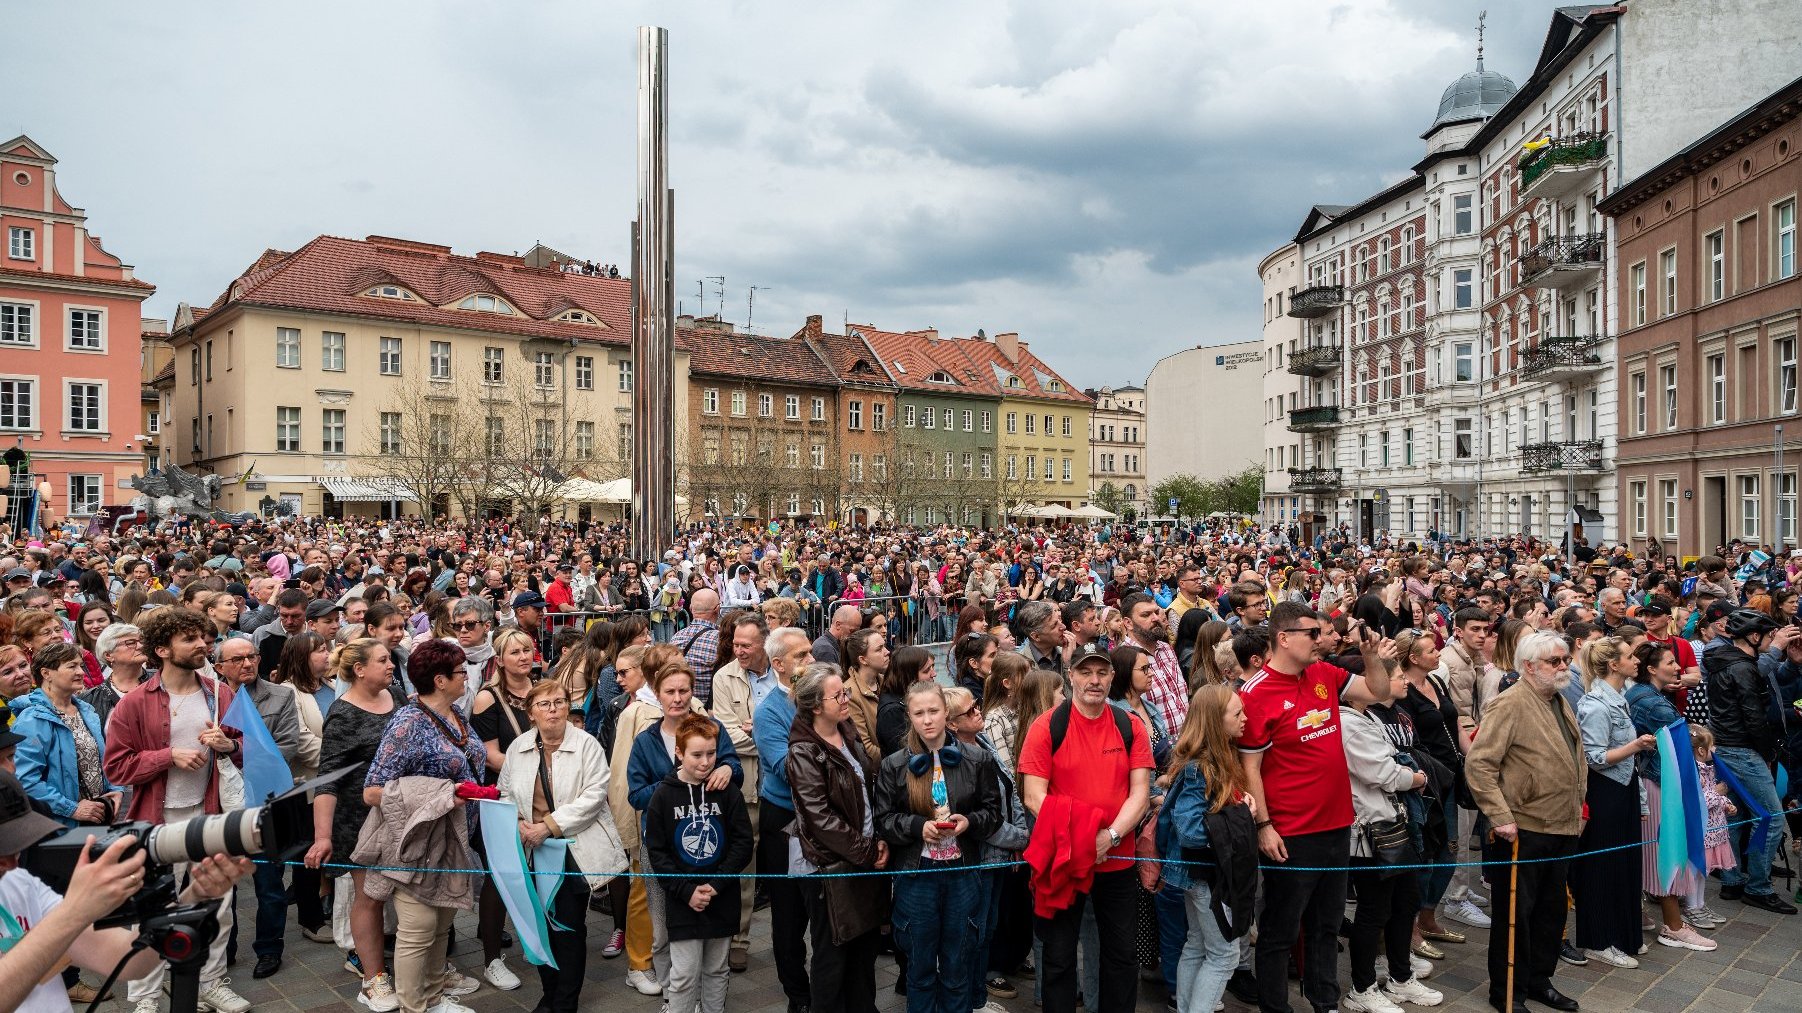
[
  {"x1": 1703, "y1": 600, "x2": 1737, "y2": 624},
  {"x1": 225, "y1": 582, "x2": 249, "y2": 599},
  {"x1": 1068, "y1": 643, "x2": 1112, "y2": 670},
  {"x1": 3, "y1": 567, "x2": 29, "y2": 581},
  {"x1": 0, "y1": 769, "x2": 65, "y2": 855},
  {"x1": 1639, "y1": 595, "x2": 1673, "y2": 617},
  {"x1": 512, "y1": 590, "x2": 547, "y2": 610},
  {"x1": 305, "y1": 599, "x2": 344, "y2": 620}
]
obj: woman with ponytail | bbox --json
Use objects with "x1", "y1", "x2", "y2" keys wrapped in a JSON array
[{"x1": 1571, "y1": 637, "x2": 1657, "y2": 969}]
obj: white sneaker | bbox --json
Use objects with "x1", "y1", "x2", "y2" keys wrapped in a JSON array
[
  {"x1": 132, "y1": 1001, "x2": 160, "y2": 1013},
  {"x1": 443, "y1": 965, "x2": 481, "y2": 997},
  {"x1": 1466, "y1": 890, "x2": 1491, "y2": 909},
  {"x1": 1342, "y1": 983, "x2": 1406, "y2": 1013},
  {"x1": 977, "y1": 1002, "x2": 1012, "y2": 1013},
  {"x1": 1444, "y1": 899, "x2": 1492, "y2": 928},
  {"x1": 1442, "y1": 884, "x2": 1467, "y2": 904},
  {"x1": 1383, "y1": 976, "x2": 1445, "y2": 1007},
  {"x1": 426, "y1": 1001, "x2": 476, "y2": 1013},
  {"x1": 484, "y1": 957, "x2": 520, "y2": 991},
  {"x1": 1585, "y1": 946, "x2": 1639, "y2": 968},
  {"x1": 359, "y1": 973, "x2": 401, "y2": 1012},
  {"x1": 197, "y1": 979, "x2": 251, "y2": 1013},
  {"x1": 1409, "y1": 954, "x2": 1434, "y2": 979},
  {"x1": 626, "y1": 968, "x2": 665, "y2": 996}
]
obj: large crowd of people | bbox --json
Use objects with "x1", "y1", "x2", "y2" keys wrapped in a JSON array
[{"x1": 0, "y1": 511, "x2": 1797, "y2": 1013}]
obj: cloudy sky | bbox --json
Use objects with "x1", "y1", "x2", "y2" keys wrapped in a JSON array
[{"x1": 7, "y1": 1, "x2": 1552, "y2": 386}]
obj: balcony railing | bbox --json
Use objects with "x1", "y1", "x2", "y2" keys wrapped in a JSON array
[
  {"x1": 1286, "y1": 467, "x2": 1343, "y2": 494},
  {"x1": 1521, "y1": 336, "x2": 1606, "y2": 383},
  {"x1": 1520, "y1": 233, "x2": 1605, "y2": 291},
  {"x1": 1520, "y1": 439, "x2": 1604, "y2": 474},
  {"x1": 1286, "y1": 344, "x2": 1342, "y2": 377},
  {"x1": 1288, "y1": 284, "x2": 1346, "y2": 319},
  {"x1": 1287, "y1": 405, "x2": 1344, "y2": 433},
  {"x1": 1519, "y1": 132, "x2": 1609, "y2": 199}
]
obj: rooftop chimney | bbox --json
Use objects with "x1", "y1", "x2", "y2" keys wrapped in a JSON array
[{"x1": 995, "y1": 331, "x2": 1020, "y2": 363}]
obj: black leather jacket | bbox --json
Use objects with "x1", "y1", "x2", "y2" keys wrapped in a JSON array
[
  {"x1": 1705, "y1": 643, "x2": 1777, "y2": 761},
  {"x1": 873, "y1": 740, "x2": 1002, "y2": 870}
]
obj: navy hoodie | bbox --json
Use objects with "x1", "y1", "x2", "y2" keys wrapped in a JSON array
[{"x1": 643, "y1": 770, "x2": 754, "y2": 941}]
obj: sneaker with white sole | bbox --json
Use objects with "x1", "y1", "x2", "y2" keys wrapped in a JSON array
[
  {"x1": 1341, "y1": 983, "x2": 1405, "y2": 1013},
  {"x1": 1466, "y1": 891, "x2": 1491, "y2": 909},
  {"x1": 1409, "y1": 954, "x2": 1434, "y2": 980},
  {"x1": 626, "y1": 968, "x2": 664, "y2": 996},
  {"x1": 132, "y1": 1000, "x2": 160, "y2": 1013},
  {"x1": 197, "y1": 979, "x2": 251, "y2": 1013},
  {"x1": 603, "y1": 928, "x2": 626, "y2": 958},
  {"x1": 484, "y1": 957, "x2": 520, "y2": 991},
  {"x1": 1657, "y1": 925, "x2": 1718, "y2": 951},
  {"x1": 1686, "y1": 905, "x2": 1725, "y2": 927},
  {"x1": 359, "y1": 973, "x2": 401, "y2": 1012},
  {"x1": 1443, "y1": 899, "x2": 1491, "y2": 928},
  {"x1": 442, "y1": 966, "x2": 481, "y2": 997},
  {"x1": 426, "y1": 1001, "x2": 476, "y2": 1013},
  {"x1": 1383, "y1": 977, "x2": 1444, "y2": 1008},
  {"x1": 1585, "y1": 946, "x2": 1639, "y2": 968},
  {"x1": 976, "y1": 1002, "x2": 1012, "y2": 1013}
]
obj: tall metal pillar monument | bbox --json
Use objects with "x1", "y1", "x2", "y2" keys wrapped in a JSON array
[{"x1": 630, "y1": 26, "x2": 676, "y2": 562}]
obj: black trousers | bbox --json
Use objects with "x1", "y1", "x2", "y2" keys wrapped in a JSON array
[
  {"x1": 760, "y1": 800, "x2": 812, "y2": 1005},
  {"x1": 1036, "y1": 868, "x2": 1137, "y2": 1013},
  {"x1": 1482, "y1": 829, "x2": 1576, "y2": 1005},
  {"x1": 538, "y1": 855, "x2": 590, "y2": 1013},
  {"x1": 800, "y1": 878, "x2": 878, "y2": 1013},
  {"x1": 1255, "y1": 827, "x2": 1350, "y2": 1013},
  {"x1": 1349, "y1": 861, "x2": 1420, "y2": 992}
]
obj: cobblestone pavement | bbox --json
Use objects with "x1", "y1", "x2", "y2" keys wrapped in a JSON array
[{"x1": 89, "y1": 874, "x2": 1802, "y2": 1013}]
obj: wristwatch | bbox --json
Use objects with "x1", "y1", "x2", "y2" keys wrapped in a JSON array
[{"x1": 1107, "y1": 827, "x2": 1122, "y2": 848}]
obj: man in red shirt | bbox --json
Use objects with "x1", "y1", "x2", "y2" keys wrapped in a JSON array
[
  {"x1": 1020, "y1": 645, "x2": 1153, "y2": 1013},
  {"x1": 543, "y1": 563, "x2": 577, "y2": 613},
  {"x1": 1639, "y1": 594, "x2": 1699, "y2": 700},
  {"x1": 1239, "y1": 602, "x2": 1392, "y2": 1013}
]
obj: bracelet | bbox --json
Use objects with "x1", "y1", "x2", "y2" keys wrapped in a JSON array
[{"x1": 1255, "y1": 819, "x2": 1274, "y2": 829}]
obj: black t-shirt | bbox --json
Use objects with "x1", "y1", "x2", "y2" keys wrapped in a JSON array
[
  {"x1": 1395, "y1": 674, "x2": 1461, "y2": 774},
  {"x1": 471, "y1": 688, "x2": 530, "y2": 786}
]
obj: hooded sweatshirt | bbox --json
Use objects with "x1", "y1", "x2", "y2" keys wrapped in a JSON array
[{"x1": 642, "y1": 768, "x2": 754, "y2": 941}]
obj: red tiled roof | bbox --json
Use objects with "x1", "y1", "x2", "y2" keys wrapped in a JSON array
[
  {"x1": 852, "y1": 324, "x2": 995, "y2": 396},
  {"x1": 202, "y1": 235, "x2": 634, "y2": 346},
  {"x1": 950, "y1": 337, "x2": 1092, "y2": 406},
  {"x1": 809, "y1": 330, "x2": 898, "y2": 388},
  {"x1": 684, "y1": 329, "x2": 836, "y2": 387},
  {"x1": 0, "y1": 264, "x2": 155, "y2": 293}
]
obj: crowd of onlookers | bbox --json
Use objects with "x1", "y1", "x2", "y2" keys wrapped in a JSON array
[{"x1": 0, "y1": 512, "x2": 1797, "y2": 1013}]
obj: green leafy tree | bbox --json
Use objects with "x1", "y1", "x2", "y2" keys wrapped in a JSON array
[
  {"x1": 1212, "y1": 463, "x2": 1265, "y2": 516},
  {"x1": 1149, "y1": 473, "x2": 1209, "y2": 521},
  {"x1": 1092, "y1": 481, "x2": 1125, "y2": 518}
]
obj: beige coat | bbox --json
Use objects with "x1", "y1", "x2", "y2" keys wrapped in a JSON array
[
  {"x1": 351, "y1": 775, "x2": 478, "y2": 909},
  {"x1": 1464, "y1": 683, "x2": 1587, "y2": 836},
  {"x1": 709, "y1": 659, "x2": 761, "y2": 804}
]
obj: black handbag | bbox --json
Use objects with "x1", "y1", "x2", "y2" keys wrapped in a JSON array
[{"x1": 1363, "y1": 814, "x2": 1418, "y2": 877}]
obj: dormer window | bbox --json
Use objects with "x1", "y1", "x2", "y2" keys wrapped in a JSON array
[
  {"x1": 457, "y1": 293, "x2": 516, "y2": 316},
  {"x1": 557, "y1": 309, "x2": 599, "y2": 325},
  {"x1": 365, "y1": 285, "x2": 417, "y2": 301},
  {"x1": 1005, "y1": 375, "x2": 1023, "y2": 389},
  {"x1": 1047, "y1": 380, "x2": 1064, "y2": 392},
  {"x1": 928, "y1": 370, "x2": 956, "y2": 384}
]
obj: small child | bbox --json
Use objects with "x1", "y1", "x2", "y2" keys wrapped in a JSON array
[
  {"x1": 1693, "y1": 726, "x2": 1739, "y2": 874},
  {"x1": 644, "y1": 712, "x2": 754, "y2": 1013}
]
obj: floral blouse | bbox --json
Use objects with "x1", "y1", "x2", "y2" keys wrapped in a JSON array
[{"x1": 365, "y1": 701, "x2": 488, "y2": 799}]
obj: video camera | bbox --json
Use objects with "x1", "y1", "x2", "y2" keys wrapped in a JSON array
[{"x1": 25, "y1": 770, "x2": 348, "y2": 929}]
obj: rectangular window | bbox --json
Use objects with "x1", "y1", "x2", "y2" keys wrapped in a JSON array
[
  {"x1": 1380, "y1": 429, "x2": 1391, "y2": 466},
  {"x1": 1453, "y1": 194, "x2": 1473, "y2": 235},
  {"x1": 849, "y1": 453, "x2": 863, "y2": 483},
  {"x1": 750, "y1": 393, "x2": 767, "y2": 418},
  {"x1": 484, "y1": 346, "x2": 504, "y2": 385},
  {"x1": 1779, "y1": 200, "x2": 1797, "y2": 280},
  {"x1": 1708, "y1": 353, "x2": 1726, "y2": 423},
  {"x1": 276, "y1": 327, "x2": 301, "y2": 368},
  {"x1": 1043, "y1": 414, "x2": 1054, "y2": 435},
  {"x1": 1024, "y1": 414, "x2": 1035, "y2": 435},
  {"x1": 1006, "y1": 455, "x2": 1017, "y2": 480},
  {"x1": 811, "y1": 442, "x2": 825, "y2": 470},
  {"x1": 380, "y1": 336, "x2": 402, "y2": 375},
  {"x1": 1740, "y1": 474, "x2": 1761, "y2": 539},
  {"x1": 848, "y1": 400, "x2": 863, "y2": 429},
  {"x1": 276, "y1": 406, "x2": 300, "y2": 451},
  {"x1": 1706, "y1": 231, "x2": 1725, "y2": 302},
  {"x1": 1633, "y1": 372, "x2": 1647, "y2": 433},
  {"x1": 1630, "y1": 481, "x2": 1648, "y2": 536},
  {"x1": 380, "y1": 412, "x2": 403, "y2": 455},
  {"x1": 534, "y1": 419, "x2": 555, "y2": 461},
  {"x1": 980, "y1": 410, "x2": 992, "y2": 433},
  {"x1": 1453, "y1": 268, "x2": 1473, "y2": 309},
  {"x1": 535, "y1": 352, "x2": 555, "y2": 388},
  {"x1": 873, "y1": 453, "x2": 886, "y2": 480},
  {"x1": 574, "y1": 421, "x2": 594, "y2": 460},
  {"x1": 428, "y1": 415, "x2": 452, "y2": 457},
  {"x1": 147, "y1": 411, "x2": 159, "y2": 435},
  {"x1": 943, "y1": 408, "x2": 955, "y2": 430},
  {"x1": 872, "y1": 403, "x2": 886, "y2": 431},
  {"x1": 66, "y1": 382, "x2": 101, "y2": 432},
  {"x1": 703, "y1": 388, "x2": 719, "y2": 414},
  {"x1": 1024, "y1": 455, "x2": 1036, "y2": 480},
  {"x1": 812, "y1": 398, "x2": 825, "y2": 421},
  {"x1": 923, "y1": 406, "x2": 935, "y2": 429},
  {"x1": 6, "y1": 227, "x2": 33, "y2": 260},
  {"x1": 1453, "y1": 417, "x2": 1473, "y2": 459},
  {"x1": 980, "y1": 452, "x2": 992, "y2": 479},
  {"x1": 67, "y1": 475, "x2": 100, "y2": 516},
  {"x1": 619, "y1": 423, "x2": 632, "y2": 462},
  {"x1": 68, "y1": 309, "x2": 103, "y2": 350},
  {"x1": 617, "y1": 359, "x2": 633, "y2": 393},
  {"x1": 944, "y1": 451, "x2": 954, "y2": 478},
  {"x1": 429, "y1": 340, "x2": 451, "y2": 379},
  {"x1": 321, "y1": 331, "x2": 345, "y2": 371},
  {"x1": 1782, "y1": 472, "x2": 1799, "y2": 547},
  {"x1": 1661, "y1": 478, "x2": 1679, "y2": 539},
  {"x1": 785, "y1": 394, "x2": 800, "y2": 420},
  {"x1": 1005, "y1": 412, "x2": 1017, "y2": 434},
  {"x1": 1661, "y1": 364, "x2": 1678, "y2": 429},
  {"x1": 962, "y1": 409, "x2": 973, "y2": 432},
  {"x1": 0, "y1": 302, "x2": 33, "y2": 347},
  {"x1": 1661, "y1": 250, "x2": 1678, "y2": 315},
  {"x1": 1631, "y1": 262, "x2": 1647, "y2": 326},
  {"x1": 0, "y1": 378, "x2": 34, "y2": 429},
  {"x1": 1402, "y1": 427, "x2": 1414, "y2": 466},
  {"x1": 1454, "y1": 342, "x2": 1474, "y2": 382},
  {"x1": 1061, "y1": 457, "x2": 1071, "y2": 481},
  {"x1": 1779, "y1": 337, "x2": 1798, "y2": 415},
  {"x1": 322, "y1": 408, "x2": 346, "y2": 454},
  {"x1": 574, "y1": 355, "x2": 593, "y2": 390},
  {"x1": 903, "y1": 403, "x2": 916, "y2": 427}
]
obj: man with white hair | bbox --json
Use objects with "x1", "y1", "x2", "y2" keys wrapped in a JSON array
[{"x1": 751, "y1": 627, "x2": 816, "y2": 1013}]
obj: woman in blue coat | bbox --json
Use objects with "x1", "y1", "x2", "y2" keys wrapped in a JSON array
[{"x1": 14, "y1": 642, "x2": 123, "y2": 826}]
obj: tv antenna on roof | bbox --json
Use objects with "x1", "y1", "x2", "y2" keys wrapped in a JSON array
[
  {"x1": 704, "y1": 276, "x2": 724, "y2": 317},
  {"x1": 749, "y1": 286, "x2": 772, "y2": 331}
]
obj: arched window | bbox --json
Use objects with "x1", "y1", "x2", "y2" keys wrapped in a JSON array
[
  {"x1": 365, "y1": 285, "x2": 417, "y2": 301},
  {"x1": 456, "y1": 293, "x2": 516, "y2": 315}
]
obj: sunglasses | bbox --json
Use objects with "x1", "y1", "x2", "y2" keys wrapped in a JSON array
[
  {"x1": 449, "y1": 620, "x2": 486, "y2": 632},
  {"x1": 1278, "y1": 626, "x2": 1322, "y2": 639}
]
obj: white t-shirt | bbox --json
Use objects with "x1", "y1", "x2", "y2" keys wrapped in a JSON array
[{"x1": 0, "y1": 868, "x2": 76, "y2": 1012}]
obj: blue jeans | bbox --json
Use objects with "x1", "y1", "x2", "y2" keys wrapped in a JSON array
[
  {"x1": 252, "y1": 861, "x2": 289, "y2": 960},
  {"x1": 1176, "y1": 881, "x2": 1236, "y2": 1013},
  {"x1": 1155, "y1": 883, "x2": 1187, "y2": 1000},
  {"x1": 965, "y1": 869, "x2": 1001, "y2": 1012},
  {"x1": 1716, "y1": 745, "x2": 1783, "y2": 897},
  {"x1": 1417, "y1": 792, "x2": 1459, "y2": 907},
  {"x1": 893, "y1": 868, "x2": 981, "y2": 1013}
]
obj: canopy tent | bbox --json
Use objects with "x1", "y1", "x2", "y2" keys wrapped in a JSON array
[
  {"x1": 318, "y1": 476, "x2": 416, "y2": 503},
  {"x1": 1035, "y1": 504, "x2": 1078, "y2": 519},
  {"x1": 556, "y1": 477, "x2": 686, "y2": 507},
  {"x1": 1069, "y1": 504, "x2": 1117, "y2": 520}
]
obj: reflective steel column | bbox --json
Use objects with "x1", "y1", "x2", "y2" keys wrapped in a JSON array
[{"x1": 631, "y1": 25, "x2": 676, "y2": 562}]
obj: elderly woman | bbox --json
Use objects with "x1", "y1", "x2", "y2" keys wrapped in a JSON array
[
  {"x1": 78, "y1": 622, "x2": 147, "y2": 731},
  {"x1": 788, "y1": 663, "x2": 888, "y2": 1013},
  {"x1": 498, "y1": 679, "x2": 627, "y2": 1013},
  {"x1": 358, "y1": 639, "x2": 487, "y2": 1013},
  {"x1": 14, "y1": 642, "x2": 123, "y2": 826}
]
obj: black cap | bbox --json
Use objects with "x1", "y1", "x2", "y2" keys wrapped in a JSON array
[
  {"x1": 225, "y1": 582, "x2": 249, "y2": 599},
  {"x1": 1704, "y1": 599, "x2": 1737, "y2": 624},
  {"x1": 0, "y1": 770, "x2": 65, "y2": 855},
  {"x1": 305, "y1": 599, "x2": 344, "y2": 620},
  {"x1": 1068, "y1": 643, "x2": 1112, "y2": 670},
  {"x1": 512, "y1": 590, "x2": 547, "y2": 610},
  {"x1": 1639, "y1": 594, "x2": 1673, "y2": 617},
  {"x1": 555, "y1": 563, "x2": 574, "y2": 573}
]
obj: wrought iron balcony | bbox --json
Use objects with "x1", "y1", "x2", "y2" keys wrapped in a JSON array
[
  {"x1": 1520, "y1": 132, "x2": 1609, "y2": 202},
  {"x1": 1520, "y1": 233, "x2": 1605, "y2": 291},
  {"x1": 1286, "y1": 344, "x2": 1342, "y2": 377},
  {"x1": 1288, "y1": 284, "x2": 1346, "y2": 319},
  {"x1": 1287, "y1": 405, "x2": 1343, "y2": 433},
  {"x1": 1521, "y1": 336, "x2": 1606, "y2": 383},
  {"x1": 1286, "y1": 467, "x2": 1343, "y2": 494},
  {"x1": 1520, "y1": 440, "x2": 1604, "y2": 474}
]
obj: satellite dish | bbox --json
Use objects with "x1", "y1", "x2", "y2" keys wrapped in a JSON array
[{"x1": 976, "y1": 328, "x2": 986, "y2": 339}]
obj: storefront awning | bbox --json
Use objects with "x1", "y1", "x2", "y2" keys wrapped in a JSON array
[{"x1": 319, "y1": 477, "x2": 416, "y2": 503}]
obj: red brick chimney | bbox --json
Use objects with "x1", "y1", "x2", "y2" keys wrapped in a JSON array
[{"x1": 995, "y1": 331, "x2": 1020, "y2": 363}]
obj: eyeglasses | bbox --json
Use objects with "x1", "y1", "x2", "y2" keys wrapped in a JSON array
[
  {"x1": 1544, "y1": 655, "x2": 1572, "y2": 666},
  {"x1": 832, "y1": 690, "x2": 852, "y2": 702},
  {"x1": 532, "y1": 698, "x2": 570, "y2": 710},
  {"x1": 1278, "y1": 626, "x2": 1322, "y2": 639},
  {"x1": 449, "y1": 620, "x2": 486, "y2": 632},
  {"x1": 220, "y1": 654, "x2": 256, "y2": 664},
  {"x1": 950, "y1": 706, "x2": 981, "y2": 720}
]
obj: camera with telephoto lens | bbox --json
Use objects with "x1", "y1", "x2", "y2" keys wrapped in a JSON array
[{"x1": 24, "y1": 770, "x2": 347, "y2": 929}]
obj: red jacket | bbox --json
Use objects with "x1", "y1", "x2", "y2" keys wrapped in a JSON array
[
  {"x1": 1024, "y1": 793, "x2": 1108, "y2": 917},
  {"x1": 102, "y1": 672, "x2": 243, "y2": 822}
]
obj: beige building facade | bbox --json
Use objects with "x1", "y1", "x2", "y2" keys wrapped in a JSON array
[
  {"x1": 1145, "y1": 340, "x2": 1263, "y2": 505},
  {"x1": 1085, "y1": 384, "x2": 1146, "y2": 517}
]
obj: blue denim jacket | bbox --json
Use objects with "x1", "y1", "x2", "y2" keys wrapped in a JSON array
[
  {"x1": 1623, "y1": 682, "x2": 1681, "y2": 783},
  {"x1": 1156, "y1": 763, "x2": 1213, "y2": 892}
]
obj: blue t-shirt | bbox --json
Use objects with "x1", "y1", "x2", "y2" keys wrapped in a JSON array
[{"x1": 754, "y1": 687, "x2": 797, "y2": 809}]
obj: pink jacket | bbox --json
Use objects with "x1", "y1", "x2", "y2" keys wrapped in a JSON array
[{"x1": 102, "y1": 673, "x2": 243, "y2": 821}]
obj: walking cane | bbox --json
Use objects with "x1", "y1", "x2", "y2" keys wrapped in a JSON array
[{"x1": 1503, "y1": 834, "x2": 1520, "y2": 1012}]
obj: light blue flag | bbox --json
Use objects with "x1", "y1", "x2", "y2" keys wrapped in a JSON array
[
  {"x1": 532, "y1": 838, "x2": 573, "y2": 932},
  {"x1": 478, "y1": 800, "x2": 557, "y2": 968},
  {"x1": 1655, "y1": 723, "x2": 1689, "y2": 893},
  {"x1": 222, "y1": 685, "x2": 293, "y2": 803}
]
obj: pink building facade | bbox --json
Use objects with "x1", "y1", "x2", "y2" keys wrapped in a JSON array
[{"x1": 0, "y1": 135, "x2": 154, "y2": 528}]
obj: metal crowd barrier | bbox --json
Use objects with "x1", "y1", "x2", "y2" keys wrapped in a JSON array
[{"x1": 538, "y1": 607, "x2": 690, "y2": 665}]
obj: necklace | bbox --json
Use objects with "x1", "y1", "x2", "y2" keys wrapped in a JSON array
[{"x1": 420, "y1": 700, "x2": 469, "y2": 747}]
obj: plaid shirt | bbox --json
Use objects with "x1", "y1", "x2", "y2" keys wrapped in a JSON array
[
  {"x1": 983, "y1": 705, "x2": 1020, "y2": 773},
  {"x1": 671, "y1": 619, "x2": 722, "y2": 706},
  {"x1": 1140, "y1": 638, "x2": 1188, "y2": 733}
]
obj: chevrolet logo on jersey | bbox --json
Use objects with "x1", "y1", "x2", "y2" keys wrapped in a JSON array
[{"x1": 1295, "y1": 708, "x2": 1331, "y2": 730}]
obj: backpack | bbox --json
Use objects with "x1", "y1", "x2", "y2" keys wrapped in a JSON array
[{"x1": 1047, "y1": 700, "x2": 1135, "y2": 757}]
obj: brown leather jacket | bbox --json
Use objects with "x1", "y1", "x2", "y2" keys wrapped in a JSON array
[{"x1": 785, "y1": 715, "x2": 880, "y2": 869}]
